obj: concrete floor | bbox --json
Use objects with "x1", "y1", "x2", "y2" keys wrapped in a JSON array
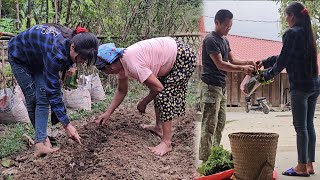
[{"x1": 194, "y1": 108, "x2": 320, "y2": 180}]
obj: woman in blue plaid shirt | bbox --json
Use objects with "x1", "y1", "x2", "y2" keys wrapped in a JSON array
[
  {"x1": 257, "y1": 2, "x2": 319, "y2": 177},
  {"x1": 8, "y1": 24, "x2": 98, "y2": 157}
]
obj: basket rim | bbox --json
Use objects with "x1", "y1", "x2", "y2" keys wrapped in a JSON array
[{"x1": 228, "y1": 132, "x2": 279, "y2": 138}]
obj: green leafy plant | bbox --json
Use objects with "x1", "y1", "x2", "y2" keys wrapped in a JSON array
[
  {"x1": 0, "y1": 18, "x2": 16, "y2": 33},
  {"x1": 4, "y1": 64, "x2": 12, "y2": 77},
  {"x1": 197, "y1": 146, "x2": 234, "y2": 176},
  {"x1": 256, "y1": 69, "x2": 274, "y2": 85}
]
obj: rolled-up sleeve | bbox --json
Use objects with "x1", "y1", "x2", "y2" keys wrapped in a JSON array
[
  {"x1": 263, "y1": 30, "x2": 295, "y2": 81},
  {"x1": 262, "y1": 55, "x2": 278, "y2": 69},
  {"x1": 44, "y1": 52, "x2": 70, "y2": 126}
]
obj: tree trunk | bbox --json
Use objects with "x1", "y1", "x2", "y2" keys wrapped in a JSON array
[
  {"x1": 0, "y1": 0, "x2": 2, "y2": 19},
  {"x1": 38, "y1": 0, "x2": 45, "y2": 23},
  {"x1": 54, "y1": 0, "x2": 58, "y2": 23},
  {"x1": 33, "y1": 10, "x2": 39, "y2": 24},
  {"x1": 58, "y1": 0, "x2": 63, "y2": 23},
  {"x1": 15, "y1": 0, "x2": 20, "y2": 30},
  {"x1": 65, "y1": 0, "x2": 72, "y2": 26},
  {"x1": 26, "y1": 0, "x2": 32, "y2": 28},
  {"x1": 46, "y1": 0, "x2": 49, "y2": 23}
]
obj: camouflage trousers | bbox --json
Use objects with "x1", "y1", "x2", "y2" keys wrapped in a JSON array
[{"x1": 198, "y1": 81, "x2": 227, "y2": 161}]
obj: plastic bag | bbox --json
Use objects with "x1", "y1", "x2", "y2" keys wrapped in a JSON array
[
  {"x1": 0, "y1": 87, "x2": 30, "y2": 124},
  {"x1": 14, "y1": 85, "x2": 25, "y2": 104},
  {"x1": 240, "y1": 75, "x2": 261, "y2": 96}
]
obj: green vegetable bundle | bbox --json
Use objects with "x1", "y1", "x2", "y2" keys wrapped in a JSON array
[
  {"x1": 197, "y1": 146, "x2": 234, "y2": 176},
  {"x1": 240, "y1": 69, "x2": 274, "y2": 96},
  {"x1": 256, "y1": 69, "x2": 274, "y2": 85}
]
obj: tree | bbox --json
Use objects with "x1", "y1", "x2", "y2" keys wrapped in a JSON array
[
  {"x1": 26, "y1": 0, "x2": 31, "y2": 28},
  {"x1": 0, "y1": 0, "x2": 2, "y2": 19},
  {"x1": 277, "y1": 0, "x2": 320, "y2": 48},
  {"x1": 0, "y1": 0, "x2": 202, "y2": 47},
  {"x1": 15, "y1": 0, "x2": 20, "y2": 30}
]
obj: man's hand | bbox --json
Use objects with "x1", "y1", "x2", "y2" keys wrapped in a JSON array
[
  {"x1": 63, "y1": 123, "x2": 81, "y2": 144},
  {"x1": 242, "y1": 65, "x2": 255, "y2": 74},
  {"x1": 95, "y1": 112, "x2": 111, "y2": 126},
  {"x1": 247, "y1": 60, "x2": 255, "y2": 66}
]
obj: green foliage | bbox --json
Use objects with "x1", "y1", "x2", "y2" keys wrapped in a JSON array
[
  {"x1": 276, "y1": 0, "x2": 320, "y2": 48},
  {"x1": 69, "y1": 109, "x2": 91, "y2": 121},
  {"x1": 125, "y1": 80, "x2": 148, "y2": 103},
  {"x1": 4, "y1": 64, "x2": 12, "y2": 77},
  {"x1": 6, "y1": 175, "x2": 13, "y2": 180},
  {"x1": 1, "y1": 0, "x2": 201, "y2": 47},
  {"x1": 257, "y1": 69, "x2": 273, "y2": 85},
  {"x1": 68, "y1": 101, "x2": 109, "y2": 120},
  {"x1": 0, "y1": 123, "x2": 34, "y2": 158},
  {"x1": 92, "y1": 101, "x2": 108, "y2": 113},
  {"x1": 197, "y1": 146, "x2": 234, "y2": 176},
  {"x1": 1, "y1": 64, "x2": 14, "y2": 89},
  {"x1": 186, "y1": 77, "x2": 199, "y2": 107},
  {"x1": 0, "y1": 18, "x2": 17, "y2": 33}
]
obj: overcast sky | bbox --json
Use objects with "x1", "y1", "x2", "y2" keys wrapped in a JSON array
[{"x1": 203, "y1": 0, "x2": 282, "y2": 41}]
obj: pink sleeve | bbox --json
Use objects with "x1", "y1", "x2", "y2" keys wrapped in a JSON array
[
  {"x1": 133, "y1": 65, "x2": 153, "y2": 83},
  {"x1": 123, "y1": 59, "x2": 153, "y2": 83}
]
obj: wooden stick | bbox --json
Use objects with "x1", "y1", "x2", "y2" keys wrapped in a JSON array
[
  {"x1": 0, "y1": 36, "x2": 13, "y2": 40},
  {"x1": 97, "y1": 33, "x2": 202, "y2": 40},
  {"x1": 0, "y1": 32, "x2": 15, "y2": 37},
  {"x1": 1, "y1": 41, "x2": 7, "y2": 90}
]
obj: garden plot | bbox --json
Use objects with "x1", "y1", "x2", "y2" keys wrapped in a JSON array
[{"x1": 1, "y1": 107, "x2": 196, "y2": 180}]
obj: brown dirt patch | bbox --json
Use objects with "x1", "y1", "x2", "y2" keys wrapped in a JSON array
[{"x1": 2, "y1": 108, "x2": 196, "y2": 180}]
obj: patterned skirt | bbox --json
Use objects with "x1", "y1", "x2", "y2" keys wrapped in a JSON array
[{"x1": 154, "y1": 41, "x2": 196, "y2": 121}]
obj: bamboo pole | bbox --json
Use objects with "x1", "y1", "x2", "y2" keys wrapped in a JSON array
[
  {"x1": 0, "y1": 32, "x2": 15, "y2": 37},
  {"x1": 97, "y1": 33, "x2": 202, "y2": 40}
]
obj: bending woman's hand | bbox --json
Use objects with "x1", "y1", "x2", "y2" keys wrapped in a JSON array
[
  {"x1": 137, "y1": 100, "x2": 148, "y2": 113},
  {"x1": 95, "y1": 112, "x2": 111, "y2": 126},
  {"x1": 63, "y1": 123, "x2": 81, "y2": 144}
]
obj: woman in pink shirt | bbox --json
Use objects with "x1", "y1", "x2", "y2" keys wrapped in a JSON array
[{"x1": 95, "y1": 37, "x2": 196, "y2": 156}]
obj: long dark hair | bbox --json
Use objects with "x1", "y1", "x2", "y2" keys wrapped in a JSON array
[
  {"x1": 285, "y1": 2, "x2": 318, "y2": 76},
  {"x1": 44, "y1": 23, "x2": 98, "y2": 66}
]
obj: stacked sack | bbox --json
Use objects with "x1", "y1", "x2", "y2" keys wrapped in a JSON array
[{"x1": 62, "y1": 67, "x2": 106, "y2": 111}]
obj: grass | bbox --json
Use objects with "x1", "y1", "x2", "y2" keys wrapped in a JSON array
[
  {"x1": 0, "y1": 123, "x2": 34, "y2": 158},
  {"x1": 0, "y1": 78, "x2": 199, "y2": 158},
  {"x1": 69, "y1": 101, "x2": 109, "y2": 121},
  {"x1": 186, "y1": 77, "x2": 200, "y2": 108}
]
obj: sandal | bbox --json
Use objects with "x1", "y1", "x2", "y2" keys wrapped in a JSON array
[{"x1": 282, "y1": 168, "x2": 310, "y2": 177}]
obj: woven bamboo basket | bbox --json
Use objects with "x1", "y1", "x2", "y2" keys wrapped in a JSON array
[{"x1": 229, "y1": 132, "x2": 279, "y2": 180}]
